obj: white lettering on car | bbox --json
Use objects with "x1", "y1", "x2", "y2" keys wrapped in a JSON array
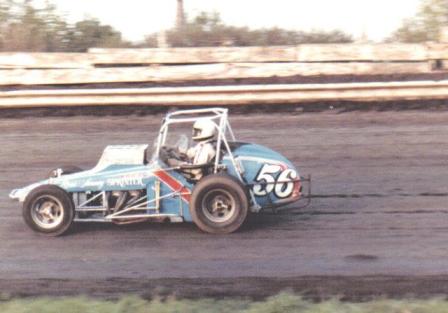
[
  {"x1": 253, "y1": 164, "x2": 298, "y2": 199},
  {"x1": 106, "y1": 173, "x2": 148, "y2": 187}
]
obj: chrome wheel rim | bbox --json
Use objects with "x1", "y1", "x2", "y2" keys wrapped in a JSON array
[
  {"x1": 201, "y1": 189, "x2": 236, "y2": 223},
  {"x1": 30, "y1": 195, "x2": 64, "y2": 230}
]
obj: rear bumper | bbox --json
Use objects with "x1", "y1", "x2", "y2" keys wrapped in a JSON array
[{"x1": 263, "y1": 174, "x2": 312, "y2": 212}]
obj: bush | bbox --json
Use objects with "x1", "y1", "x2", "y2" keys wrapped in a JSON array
[{"x1": 1, "y1": 293, "x2": 448, "y2": 313}]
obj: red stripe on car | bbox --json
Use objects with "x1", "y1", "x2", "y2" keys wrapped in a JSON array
[{"x1": 153, "y1": 169, "x2": 191, "y2": 203}]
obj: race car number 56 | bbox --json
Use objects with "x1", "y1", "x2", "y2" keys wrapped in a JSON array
[{"x1": 253, "y1": 164, "x2": 297, "y2": 198}]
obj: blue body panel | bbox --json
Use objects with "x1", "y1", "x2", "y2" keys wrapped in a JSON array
[
  {"x1": 12, "y1": 142, "x2": 300, "y2": 222},
  {"x1": 44, "y1": 161, "x2": 195, "y2": 222},
  {"x1": 224, "y1": 143, "x2": 300, "y2": 208}
]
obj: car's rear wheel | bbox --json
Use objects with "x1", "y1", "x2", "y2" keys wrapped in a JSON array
[
  {"x1": 23, "y1": 185, "x2": 74, "y2": 236},
  {"x1": 190, "y1": 174, "x2": 249, "y2": 234}
]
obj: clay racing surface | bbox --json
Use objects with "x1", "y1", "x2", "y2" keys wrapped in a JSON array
[{"x1": 0, "y1": 110, "x2": 448, "y2": 299}]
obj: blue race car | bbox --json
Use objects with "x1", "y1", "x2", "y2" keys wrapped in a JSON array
[{"x1": 10, "y1": 108, "x2": 307, "y2": 235}]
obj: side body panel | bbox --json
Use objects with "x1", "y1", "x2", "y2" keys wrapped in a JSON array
[
  {"x1": 14, "y1": 162, "x2": 194, "y2": 222},
  {"x1": 223, "y1": 143, "x2": 301, "y2": 209},
  {"x1": 10, "y1": 142, "x2": 301, "y2": 222}
]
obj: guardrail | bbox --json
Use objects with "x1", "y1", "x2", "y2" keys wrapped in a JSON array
[
  {"x1": 2, "y1": 80, "x2": 448, "y2": 109},
  {"x1": 0, "y1": 44, "x2": 447, "y2": 86}
]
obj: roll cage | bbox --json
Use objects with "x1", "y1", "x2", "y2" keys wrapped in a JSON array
[
  {"x1": 156, "y1": 108, "x2": 263, "y2": 212},
  {"x1": 155, "y1": 108, "x2": 244, "y2": 181}
]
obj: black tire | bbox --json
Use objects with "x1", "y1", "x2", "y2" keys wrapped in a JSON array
[
  {"x1": 22, "y1": 185, "x2": 74, "y2": 236},
  {"x1": 190, "y1": 174, "x2": 249, "y2": 234},
  {"x1": 48, "y1": 166, "x2": 83, "y2": 178}
]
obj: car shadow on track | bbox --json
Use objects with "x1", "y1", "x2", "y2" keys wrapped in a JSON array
[
  {"x1": 70, "y1": 221, "x2": 196, "y2": 235},
  {"x1": 242, "y1": 212, "x2": 313, "y2": 232},
  {"x1": 68, "y1": 212, "x2": 310, "y2": 236}
]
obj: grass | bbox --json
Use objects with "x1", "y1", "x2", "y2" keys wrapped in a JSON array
[{"x1": 0, "y1": 293, "x2": 448, "y2": 313}]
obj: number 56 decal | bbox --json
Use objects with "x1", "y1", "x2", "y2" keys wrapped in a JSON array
[{"x1": 253, "y1": 164, "x2": 298, "y2": 198}]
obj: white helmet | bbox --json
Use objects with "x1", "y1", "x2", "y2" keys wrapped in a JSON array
[{"x1": 192, "y1": 119, "x2": 216, "y2": 141}]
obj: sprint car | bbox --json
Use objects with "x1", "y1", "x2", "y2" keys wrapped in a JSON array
[{"x1": 10, "y1": 108, "x2": 308, "y2": 235}]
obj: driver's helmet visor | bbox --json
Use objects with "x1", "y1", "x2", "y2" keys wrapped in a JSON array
[{"x1": 192, "y1": 127, "x2": 201, "y2": 138}]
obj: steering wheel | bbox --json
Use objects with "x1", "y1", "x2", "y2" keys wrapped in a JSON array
[{"x1": 160, "y1": 146, "x2": 187, "y2": 163}]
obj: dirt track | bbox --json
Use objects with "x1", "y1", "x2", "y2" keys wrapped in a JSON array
[{"x1": 1, "y1": 110, "x2": 448, "y2": 299}]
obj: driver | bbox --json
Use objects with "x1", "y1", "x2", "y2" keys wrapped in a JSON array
[
  {"x1": 163, "y1": 119, "x2": 217, "y2": 180},
  {"x1": 182, "y1": 119, "x2": 217, "y2": 180},
  {"x1": 187, "y1": 119, "x2": 217, "y2": 165}
]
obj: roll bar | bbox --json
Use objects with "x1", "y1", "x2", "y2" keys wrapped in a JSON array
[{"x1": 154, "y1": 107, "x2": 260, "y2": 211}]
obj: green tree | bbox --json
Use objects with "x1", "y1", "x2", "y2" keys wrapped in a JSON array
[
  {"x1": 0, "y1": 0, "x2": 71, "y2": 51},
  {"x1": 39, "y1": 1, "x2": 71, "y2": 52},
  {"x1": 0, "y1": 0, "x2": 10, "y2": 22},
  {"x1": 391, "y1": 0, "x2": 448, "y2": 42},
  {"x1": 68, "y1": 18, "x2": 129, "y2": 52},
  {"x1": 144, "y1": 11, "x2": 353, "y2": 47},
  {"x1": 0, "y1": 0, "x2": 129, "y2": 52},
  {"x1": 0, "y1": 0, "x2": 11, "y2": 49}
]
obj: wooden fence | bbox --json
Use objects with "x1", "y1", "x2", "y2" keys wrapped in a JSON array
[{"x1": 1, "y1": 44, "x2": 448, "y2": 86}]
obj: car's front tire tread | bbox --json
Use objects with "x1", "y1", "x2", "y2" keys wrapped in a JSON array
[{"x1": 22, "y1": 185, "x2": 74, "y2": 236}]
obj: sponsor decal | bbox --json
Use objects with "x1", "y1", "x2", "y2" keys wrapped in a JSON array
[
  {"x1": 82, "y1": 180, "x2": 104, "y2": 189},
  {"x1": 106, "y1": 173, "x2": 147, "y2": 187}
]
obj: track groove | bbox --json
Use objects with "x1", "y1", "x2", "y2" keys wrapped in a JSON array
[{"x1": 0, "y1": 110, "x2": 447, "y2": 298}]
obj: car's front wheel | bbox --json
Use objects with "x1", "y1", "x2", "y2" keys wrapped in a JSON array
[
  {"x1": 22, "y1": 185, "x2": 74, "y2": 236},
  {"x1": 190, "y1": 174, "x2": 249, "y2": 234}
]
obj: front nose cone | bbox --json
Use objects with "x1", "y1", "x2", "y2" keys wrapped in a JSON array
[{"x1": 9, "y1": 189, "x2": 19, "y2": 200}]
